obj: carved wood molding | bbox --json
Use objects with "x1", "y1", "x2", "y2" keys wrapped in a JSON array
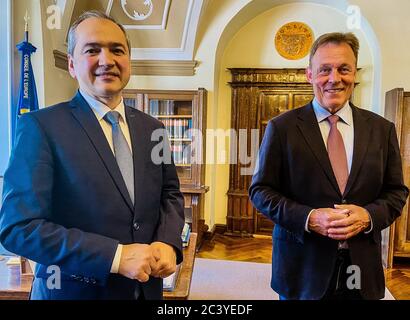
[
  {"x1": 132, "y1": 60, "x2": 198, "y2": 76},
  {"x1": 53, "y1": 50, "x2": 198, "y2": 76},
  {"x1": 228, "y1": 68, "x2": 310, "y2": 86}
]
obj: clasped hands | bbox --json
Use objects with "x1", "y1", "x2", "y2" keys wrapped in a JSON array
[
  {"x1": 308, "y1": 204, "x2": 371, "y2": 240},
  {"x1": 118, "y1": 242, "x2": 177, "y2": 282}
]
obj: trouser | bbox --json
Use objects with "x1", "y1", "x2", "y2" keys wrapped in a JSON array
[{"x1": 322, "y1": 249, "x2": 363, "y2": 300}]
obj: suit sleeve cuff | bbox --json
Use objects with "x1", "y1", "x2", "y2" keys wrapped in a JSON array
[
  {"x1": 305, "y1": 209, "x2": 315, "y2": 233},
  {"x1": 110, "y1": 244, "x2": 123, "y2": 274}
]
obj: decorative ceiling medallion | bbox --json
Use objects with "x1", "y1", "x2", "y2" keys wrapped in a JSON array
[
  {"x1": 106, "y1": 0, "x2": 171, "y2": 29},
  {"x1": 275, "y1": 22, "x2": 314, "y2": 60},
  {"x1": 121, "y1": 0, "x2": 153, "y2": 21}
]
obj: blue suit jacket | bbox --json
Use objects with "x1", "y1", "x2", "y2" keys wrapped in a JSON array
[
  {"x1": 0, "y1": 92, "x2": 185, "y2": 299},
  {"x1": 249, "y1": 103, "x2": 408, "y2": 300}
]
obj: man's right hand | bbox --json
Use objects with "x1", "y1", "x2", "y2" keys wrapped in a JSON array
[
  {"x1": 308, "y1": 207, "x2": 350, "y2": 236},
  {"x1": 118, "y1": 244, "x2": 158, "y2": 282}
]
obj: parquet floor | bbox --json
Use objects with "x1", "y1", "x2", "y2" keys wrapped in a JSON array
[{"x1": 197, "y1": 233, "x2": 410, "y2": 300}]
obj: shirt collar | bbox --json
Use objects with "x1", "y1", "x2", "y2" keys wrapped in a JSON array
[
  {"x1": 312, "y1": 98, "x2": 353, "y2": 126},
  {"x1": 80, "y1": 89, "x2": 127, "y2": 122}
]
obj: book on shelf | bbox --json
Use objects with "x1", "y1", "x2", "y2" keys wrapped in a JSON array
[
  {"x1": 162, "y1": 263, "x2": 181, "y2": 291},
  {"x1": 160, "y1": 119, "x2": 192, "y2": 139},
  {"x1": 184, "y1": 208, "x2": 192, "y2": 224},
  {"x1": 150, "y1": 99, "x2": 175, "y2": 116},
  {"x1": 181, "y1": 223, "x2": 191, "y2": 248}
]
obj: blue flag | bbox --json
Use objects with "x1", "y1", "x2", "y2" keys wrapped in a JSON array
[{"x1": 16, "y1": 40, "x2": 39, "y2": 117}]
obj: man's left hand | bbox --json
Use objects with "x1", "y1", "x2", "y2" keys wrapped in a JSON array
[
  {"x1": 327, "y1": 204, "x2": 371, "y2": 240},
  {"x1": 150, "y1": 242, "x2": 177, "y2": 278}
]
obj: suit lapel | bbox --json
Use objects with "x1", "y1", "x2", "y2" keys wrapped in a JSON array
[
  {"x1": 126, "y1": 106, "x2": 149, "y2": 211},
  {"x1": 343, "y1": 104, "x2": 371, "y2": 196},
  {"x1": 69, "y1": 92, "x2": 134, "y2": 212},
  {"x1": 296, "y1": 103, "x2": 341, "y2": 195}
]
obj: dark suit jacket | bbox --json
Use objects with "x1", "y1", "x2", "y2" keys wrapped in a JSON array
[
  {"x1": 0, "y1": 92, "x2": 185, "y2": 300},
  {"x1": 249, "y1": 102, "x2": 408, "y2": 300}
]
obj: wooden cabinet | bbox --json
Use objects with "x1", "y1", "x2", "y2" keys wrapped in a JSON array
[
  {"x1": 226, "y1": 68, "x2": 314, "y2": 236},
  {"x1": 123, "y1": 89, "x2": 209, "y2": 247},
  {"x1": 384, "y1": 88, "x2": 410, "y2": 266}
]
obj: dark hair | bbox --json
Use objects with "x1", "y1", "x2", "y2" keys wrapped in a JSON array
[
  {"x1": 67, "y1": 10, "x2": 131, "y2": 56},
  {"x1": 309, "y1": 32, "x2": 359, "y2": 66}
]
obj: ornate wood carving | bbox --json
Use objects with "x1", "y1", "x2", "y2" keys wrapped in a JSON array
[{"x1": 226, "y1": 68, "x2": 314, "y2": 236}]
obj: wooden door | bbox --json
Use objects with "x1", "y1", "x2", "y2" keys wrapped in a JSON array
[
  {"x1": 253, "y1": 88, "x2": 314, "y2": 234},
  {"x1": 226, "y1": 68, "x2": 314, "y2": 236}
]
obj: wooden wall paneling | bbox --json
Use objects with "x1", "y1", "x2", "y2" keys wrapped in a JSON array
[{"x1": 384, "y1": 88, "x2": 410, "y2": 267}]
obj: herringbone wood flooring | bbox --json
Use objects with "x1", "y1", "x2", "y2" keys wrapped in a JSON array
[{"x1": 197, "y1": 233, "x2": 410, "y2": 300}]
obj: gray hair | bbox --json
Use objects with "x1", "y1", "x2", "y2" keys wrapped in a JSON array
[
  {"x1": 67, "y1": 10, "x2": 131, "y2": 56},
  {"x1": 309, "y1": 32, "x2": 360, "y2": 66}
]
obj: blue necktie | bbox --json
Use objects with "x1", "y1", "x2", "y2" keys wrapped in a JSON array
[{"x1": 104, "y1": 111, "x2": 135, "y2": 205}]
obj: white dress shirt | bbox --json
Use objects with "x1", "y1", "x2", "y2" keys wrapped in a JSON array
[
  {"x1": 80, "y1": 90, "x2": 129, "y2": 274},
  {"x1": 304, "y1": 98, "x2": 372, "y2": 245}
]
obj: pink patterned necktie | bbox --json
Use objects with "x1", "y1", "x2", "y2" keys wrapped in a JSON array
[{"x1": 327, "y1": 115, "x2": 349, "y2": 194}]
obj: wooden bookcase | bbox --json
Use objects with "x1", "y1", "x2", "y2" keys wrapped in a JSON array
[{"x1": 123, "y1": 88, "x2": 209, "y2": 248}]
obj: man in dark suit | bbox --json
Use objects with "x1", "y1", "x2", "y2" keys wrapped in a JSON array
[
  {"x1": 0, "y1": 11, "x2": 184, "y2": 300},
  {"x1": 249, "y1": 32, "x2": 408, "y2": 300}
]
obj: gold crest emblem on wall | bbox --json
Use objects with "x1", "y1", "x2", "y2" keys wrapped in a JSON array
[{"x1": 275, "y1": 22, "x2": 314, "y2": 60}]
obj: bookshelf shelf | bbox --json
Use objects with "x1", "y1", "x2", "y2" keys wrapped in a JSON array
[
  {"x1": 155, "y1": 115, "x2": 193, "y2": 119},
  {"x1": 170, "y1": 138, "x2": 192, "y2": 142},
  {"x1": 123, "y1": 89, "x2": 209, "y2": 248}
]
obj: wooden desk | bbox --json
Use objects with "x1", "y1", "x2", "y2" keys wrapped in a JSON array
[
  {"x1": 164, "y1": 232, "x2": 197, "y2": 300},
  {"x1": 0, "y1": 258, "x2": 31, "y2": 300},
  {"x1": 0, "y1": 233, "x2": 197, "y2": 300}
]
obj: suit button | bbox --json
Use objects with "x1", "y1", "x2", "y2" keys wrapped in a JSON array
[
  {"x1": 133, "y1": 222, "x2": 140, "y2": 231},
  {"x1": 342, "y1": 199, "x2": 347, "y2": 204}
]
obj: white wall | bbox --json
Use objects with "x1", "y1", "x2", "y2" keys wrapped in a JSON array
[{"x1": 353, "y1": 0, "x2": 410, "y2": 101}]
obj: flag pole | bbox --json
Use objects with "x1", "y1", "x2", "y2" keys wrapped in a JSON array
[{"x1": 24, "y1": 10, "x2": 29, "y2": 42}]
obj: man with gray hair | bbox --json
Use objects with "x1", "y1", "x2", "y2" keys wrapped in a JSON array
[
  {"x1": 249, "y1": 32, "x2": 408, "y2": 300},
  {"x1": 0, "y1": 10, "x2": 185, "y2": 300}
]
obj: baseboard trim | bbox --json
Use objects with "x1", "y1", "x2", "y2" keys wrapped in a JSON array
[{"x1": 203, "y1": 224, "x2": 226, "y2": 240}]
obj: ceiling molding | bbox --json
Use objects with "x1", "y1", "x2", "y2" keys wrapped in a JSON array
[
  {"x1": 53, "y1": 50, "x2": 198, "y2": 76},
  {"x1": 131, "y1": 0, "x2": 204, "y2": 60},
  {"x1": 131, "y1": 60, "x2": 198, "y2": 76}
]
